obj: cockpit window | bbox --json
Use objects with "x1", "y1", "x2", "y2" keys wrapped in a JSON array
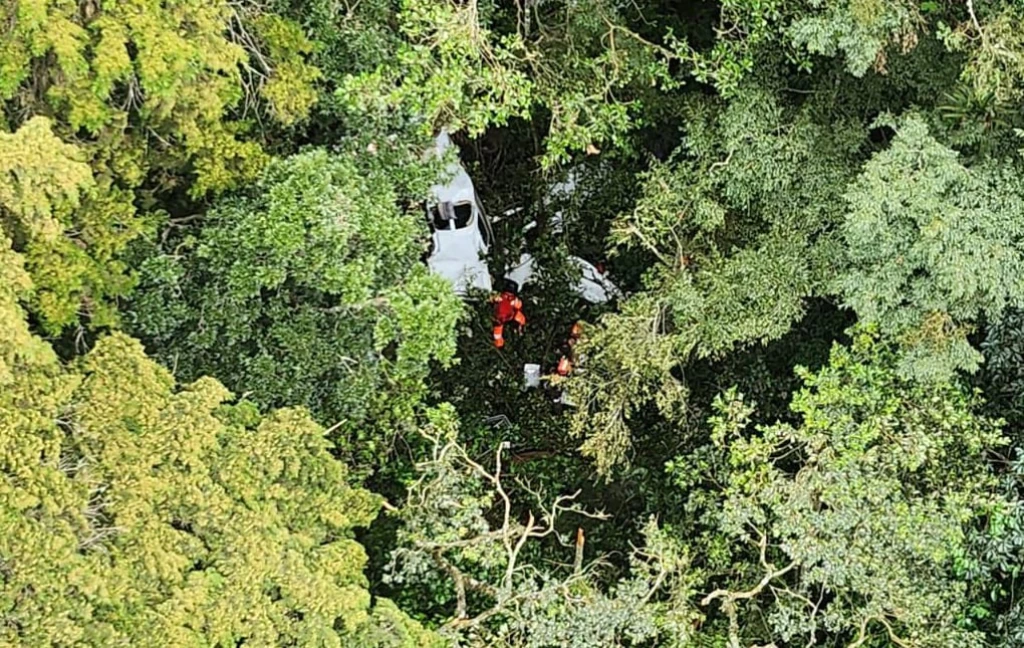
[
  {"x1": 429, "y1": 205, "x2": 447, "y2": 230},
  {"x1": 453, "y1": 202, "x2": 473, "y2": 229}
]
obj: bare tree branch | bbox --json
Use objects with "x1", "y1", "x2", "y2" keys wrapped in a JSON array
[{"x1": 700, "y1": 529, "x2": 797, "y2": 648}]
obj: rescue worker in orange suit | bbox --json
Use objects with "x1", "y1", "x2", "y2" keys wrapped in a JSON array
[
  {"x1": 556, "y1": 322, "x2": 583, "y2": 376},
  {"x1": 491, "y1": 289, "x2": 526, "y2": 348}
]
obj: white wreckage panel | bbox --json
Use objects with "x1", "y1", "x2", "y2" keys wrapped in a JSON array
[
  {"x1": 504, "y1": 164, "x2": 621, "y2": 303},
  {"x1": 504, "y1": 253, "x2": 621, "y2": 304},
  {"x1": 425, "y1": 132, "x2": 492, "y2": 295}
]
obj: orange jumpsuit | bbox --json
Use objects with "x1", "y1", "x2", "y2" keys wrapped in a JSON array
[{"x1": 492, "y1": 292, "x2": 526, "y2": 348}]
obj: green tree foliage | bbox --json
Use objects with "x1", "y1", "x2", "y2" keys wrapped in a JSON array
[
  {"x1": 0, "y1": 0, "x2": 320, "y2": 330},
  {"x1": 786, "y1": 0, "x2": 923, "y2": 76},
  {"x1": 0, "y1": 244, "x2": 438, "y2": 647},
  {"x1": 559, "y1": 59, "x2": 1024, "y2": 472},
  {"x1": 668, "y1": 0, "x2": 924, "y2": 94},
  {"x1": 980, "y1": 309, "x2": 1024, "y2": 427},
  {"x1": 837, "y1": 114, "x2": 1024, "y2": 380},
  {"x1": 0, "y1": 232, "x2": 56, "y2": 400},
  {"x1": 127, "y1": 149, "x2": 463, "y2": 465},
  {"x1": 939, "y1": 1, "x2": 1024, "y2": 106},
  {"x1": 565, "y1": 81, "x2": 864, "y2": 471},
  {"x1": 384, "y1": 405, "x2": 700, "y2": 647},
  {"x1": 339, "y1": 0, "x2": 683, "y2": 167},
  {"x1": 664, "y1": 0, "x2": 1024, "y2": 106},
  {"x1": 963, "y1": 448, "x2": 1024, "y2": 647},
  {"x1": 0, "y1": 117, "x2": 116, "y2": 331},
  {"x1": 11, "y1": 0, "x2": 1024, "y2": 645},
  {"x1": 0, "y1": 0, "x2": 319, "y2": 183},
  {"x1": 681, "y1": 330, "x2": 1008, "y2": 647}
]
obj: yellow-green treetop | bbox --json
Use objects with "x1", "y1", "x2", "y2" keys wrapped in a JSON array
[
  {"x1": 0, "y1": 0, "x2": 320, "y2": 331},
  {"x1": 0, "y1": 244, "x2": 439, "y2": 647}
]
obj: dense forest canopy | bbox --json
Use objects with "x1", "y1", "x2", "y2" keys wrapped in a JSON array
[{"x1": 7, "y1": 0, "x2": 1024, "y2": 646}]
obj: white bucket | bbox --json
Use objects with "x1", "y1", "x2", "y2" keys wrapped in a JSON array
[{"x1": 523, "y1": 363, "x2": 541, "y2": 389}]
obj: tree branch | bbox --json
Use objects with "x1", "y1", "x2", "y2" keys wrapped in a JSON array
[{"x1": 700, "y1": 529, "x2": 796, "y2": 648}]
